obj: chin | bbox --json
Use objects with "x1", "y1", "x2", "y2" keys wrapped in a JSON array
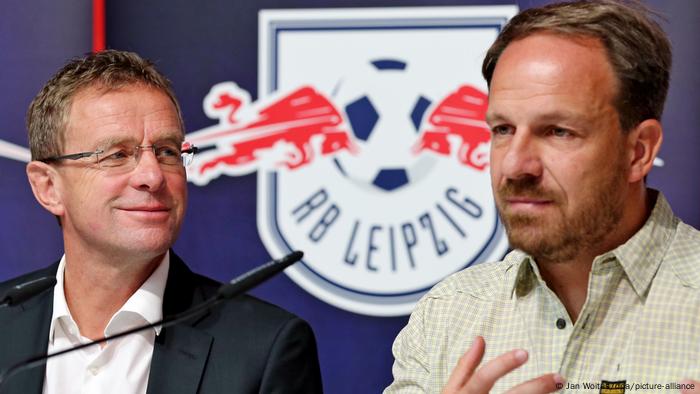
[
  {"x1": 118, "y1": 231, "x2": 177, "y2": 256},
  {"x1": 502, "y1": 213, "x2": 542, "y2": 234}
]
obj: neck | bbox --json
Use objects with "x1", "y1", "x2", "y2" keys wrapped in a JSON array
[
  {"x1": 61, "y1": 247, "x2": 165, "y2": 340},
  {"x1": 537, "y1": 185, "x2": 653, "y2": 322}
]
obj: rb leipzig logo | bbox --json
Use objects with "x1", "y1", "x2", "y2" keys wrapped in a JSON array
[
  {"x1": 186, "y1": 6, "x2": 517, "y2": 316},
  {"x1": 0, "y1": 6, "x2": 667, "y2": 316}
]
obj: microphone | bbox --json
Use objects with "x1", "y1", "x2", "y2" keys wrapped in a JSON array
[
  {"x1": 0, "y1": 251, "x2": 303, "y2": 393},
  {"x1": 0, "y1": 277, "x2": 57, "y2": 308},
  {"x1": 217, "y1": 250, "x2": 302, "y2": 299}
]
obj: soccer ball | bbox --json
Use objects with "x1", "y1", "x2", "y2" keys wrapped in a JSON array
[{"x1": 331, "y1": 59, "x2": 437, "y2": 192}]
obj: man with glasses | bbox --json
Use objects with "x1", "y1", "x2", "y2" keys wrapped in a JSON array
[{"x1": 0, "y1": 50, "x2": 322, "y2": 394}]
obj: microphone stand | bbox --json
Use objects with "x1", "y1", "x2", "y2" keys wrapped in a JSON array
[{"x1": 0, "y1": 277, "x2": 57, "y2": 308}]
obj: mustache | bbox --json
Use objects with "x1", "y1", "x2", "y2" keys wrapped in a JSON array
[{"x1": 497, "y1": 176, "x2": 558, "y2": 201}]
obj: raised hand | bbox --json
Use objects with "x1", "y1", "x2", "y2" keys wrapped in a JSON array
[{"x1": 442, "y1": 336, "x2": 564, "y2": 394}]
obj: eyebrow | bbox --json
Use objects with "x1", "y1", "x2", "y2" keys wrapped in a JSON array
[
  {"x1": 152, "y1": 134, "x2": 185, "y2": 146},
  {"x1": 485, "y1": 112, "x2": 505, "y2": 125},
  {"x1": 486, "y1": 110, "x2": 587, "y2": 125},
  {"x1": 93, "y1": 136, "x2": 132, "y2": 150},
  {"x1": 93, "y1": 132, "x2": 184, "y2": 149}
]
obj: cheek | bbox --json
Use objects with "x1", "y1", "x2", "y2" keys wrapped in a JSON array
[
  {"x1": 489, "y1": 143, "x2": 500, "y2": 166},
  {"x1": 65, "y1": 172, "x2": 102, "y2": 207},
  {"x1": 545, "y1": 153, "x2": 600, "y2": 204},
  {"x1": 167, "y1": 174, "x2": 188, "y2": 206},
  {"x1": 82, "y1": 183, "x2": 117, "y2": 230},
  {"x1": 489, "y1": 148, "x2": 505, "y2": 184},
  {"x1": 490, "y1": 170, "x2": 500, "y2": 192}
]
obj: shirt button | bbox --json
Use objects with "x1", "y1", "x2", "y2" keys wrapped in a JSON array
[
  {"x1": 556, "y1": 318, "x2": 566, "y2": 329},
  {"x1": 88, "y1": 366, "x2": 100, "y2": 376}
]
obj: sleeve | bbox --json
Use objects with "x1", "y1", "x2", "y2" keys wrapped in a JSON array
[
  {"x1": 259, "y1": 317, "x2": 323, "y2": 394},
  {"x1": 383, "y1": 297, "x2": 432, "y2": 394}
]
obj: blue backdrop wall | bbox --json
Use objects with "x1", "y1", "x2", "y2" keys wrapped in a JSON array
[{"x1": 1, "y1": 1, "x2": 698, "y2": 393}]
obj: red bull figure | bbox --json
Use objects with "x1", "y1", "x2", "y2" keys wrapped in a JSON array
[
  {"x1": 188, "y1": 84, "x2": 357, "y2": 178},
  {"x1": 413, "y1": 85, "x2": 491, "y2": 170}
]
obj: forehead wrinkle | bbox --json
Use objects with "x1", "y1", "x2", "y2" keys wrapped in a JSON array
[
  {"x1": 92, "y1": 132, "x2": 183, "y2": 149},
  {"x1": 489, "y1": 83, "x2": 606, "y2": 121},
  {"x1": 90, "y1": 135, "x2": 136, "y2": 150},
  {"x1": 69, "y1": 84, "x2": 179, "y2": 123},
  {"x1": 150, "y1": 133, "x2": 185, "y2": 146},
  {"x1": 65, "y1": 85, "x2": 183, "y2": 153}
]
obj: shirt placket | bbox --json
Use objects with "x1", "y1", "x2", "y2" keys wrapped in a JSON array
[
  {"x1": 559, "y1": 256, "x2": 621, "y2": 390},
  {"x1": 82, "y1": 341, "x2": 114, "y2": 394},
  {"x1": 514, "y1": 269, "x2": 573, "y2": 380},
  {"x1": 535, "y1": 282, "x2": 574, "y2": 373}
]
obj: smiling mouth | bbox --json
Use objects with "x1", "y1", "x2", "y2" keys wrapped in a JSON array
[
  {"x1": 120, "y1": 207, "x2": 170, "y2": 212},
  {"x1": 118, "y1": 207, "x2": 171, "y2": 220}
]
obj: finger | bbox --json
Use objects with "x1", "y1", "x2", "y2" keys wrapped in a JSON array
[
  {"x1": 443, "y1": 336, "x2": 486, "y2": 392},
  {"x1": 680, "y1": 379, "x2": 700, "y2": 394},
  {"x1": 464, "y1": 348, "x2": 529, "y2": 392},
  {"x1": 505, "y1": 373, "x2": 565, "y2": 394}
]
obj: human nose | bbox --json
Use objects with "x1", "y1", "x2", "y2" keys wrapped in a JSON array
[
  {"x1": 128, "y1": 147, "x2": 165, "y2": 191},
  {"x1": 497, "y1": 130, "x2": 543, "y2": 180}
]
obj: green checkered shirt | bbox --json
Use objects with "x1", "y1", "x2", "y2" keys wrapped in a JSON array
[{"x1": 385, "y1": 192, "x2": 700, "y2": 393}]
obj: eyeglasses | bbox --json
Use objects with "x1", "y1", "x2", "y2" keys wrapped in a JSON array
[{"x1": 39, "y1": 141, "x2": 198, "y2": 174}]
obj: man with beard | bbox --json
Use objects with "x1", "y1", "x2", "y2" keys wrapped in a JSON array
[{"x1": 385, "y1": 1, "x2": 700, "y2": 393}]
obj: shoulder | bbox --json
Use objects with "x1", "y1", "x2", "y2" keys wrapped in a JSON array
[
  {"x1": 169, "y1": 256, "x2": 313, "y2": 342},
  {"x1": 211, "y1": 295, "x2": 321, "y2": 392},
  {"x1": 666, "y1": 220, "x2": 700, "y2": 289},
  {"x1": 423, "y1": 251, "x2": 521, "y2": 302},
  {"x1": 672, "y1": 220, "x2": 700, "y2": 250},
  {"x1": 163, "y1": 254, "x2": 323, "y2": 392},
  {"x1": 386, "y1": 253, "x2": 522, "y2": 392},
  {"x1": 405, "y1": 251, "x2": 522, "y2": 334},
  {"x1": 178, "y1": 267, "x2": 322, "y2": 392},
  {"x1": 214, "y1": 293, "x2": 310, "y2": 334}
]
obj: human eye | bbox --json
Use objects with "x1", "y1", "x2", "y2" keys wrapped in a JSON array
[
  {"x1": 547, "y1": 127, "x2": 573, "y2": 138},
  {"x1": 491, "y1": 124, "x2": 514, "y2": 136},
  {"x1": 98, "y1": 147, "x2": 132, "y2": 167},
  {"x1": 155, "y1": 143, "x2": 182, "y2": 164},
  {"x1": 156, "y1": 144, "x2": 180, "y2": 156}
]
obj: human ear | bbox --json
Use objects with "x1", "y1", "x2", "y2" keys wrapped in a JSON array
[
  {"x1": 26, "y1": 161, "x2": 65, "y2": 217},
  {"x1": 626, "y1": 119, "x2": 663, "y2": 183}
]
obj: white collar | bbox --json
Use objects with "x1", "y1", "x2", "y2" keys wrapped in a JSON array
[{"x1": 48, "y1": 252, "x2": 170, "y2": 344}]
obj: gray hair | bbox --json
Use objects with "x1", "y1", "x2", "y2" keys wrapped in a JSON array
[{"x1": 27, "y1": 49, "x2": 183, "y2": 160}]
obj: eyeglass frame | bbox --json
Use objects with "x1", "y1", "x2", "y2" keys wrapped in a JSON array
[{"x1": 38, "y1": 142, "x2": 199, "y2": 169}]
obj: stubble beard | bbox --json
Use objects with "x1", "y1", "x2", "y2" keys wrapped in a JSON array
[{"x1": 496, "y1": 162, "x2": 626, "y2": 265}]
